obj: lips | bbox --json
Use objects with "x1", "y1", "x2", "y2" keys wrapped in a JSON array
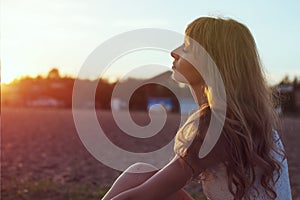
[{"x1": 172, "y1": 62, "x2": 176, "y2": 69}]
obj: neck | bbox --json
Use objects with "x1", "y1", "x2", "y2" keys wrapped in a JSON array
[{"x1": 189, "y1": 83, "x2": 206, "y2": 106}]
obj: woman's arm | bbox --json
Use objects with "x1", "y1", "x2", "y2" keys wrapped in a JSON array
[
  {"x1": 108, "y1": 111, "x2": 226, "y2": 200},
  {"x1": 110, "y1": 156, "x2": 194, "y2": 200}
]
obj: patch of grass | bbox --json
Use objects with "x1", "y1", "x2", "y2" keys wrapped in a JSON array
[
  {"x1": 1, "y1": 178, "x2": 110, "y2": 200},
  {"x1": 184, "y1": 182, "x2": 206, "y2": 200},
  {"x1": 1, "y1": 178, "x2": 207, "y2": 200}
]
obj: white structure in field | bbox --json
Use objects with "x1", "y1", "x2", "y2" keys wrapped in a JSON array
[
  {"x1": 179, "y1": 98, "x2": 198, "y2": 114},
  {"x1": 111, "y1": 98, "x2": 127, "y2": 111}
]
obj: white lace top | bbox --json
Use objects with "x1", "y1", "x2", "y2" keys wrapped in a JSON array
[{"x1": 200, "y1": 131, "x2": 292, "y2": 200}]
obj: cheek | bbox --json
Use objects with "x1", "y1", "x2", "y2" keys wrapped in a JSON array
[
  {"x1": 178, "y1": 61, "x2": 202, "y2": 84},
  {"x1": 172, "y1": 62, "x2": 188, "y2": 83},
  {"x1": 176, "y1": 60, "x2": 191, "y2": 74},
  {"x1": 173, "y1": 56, "x2": 204, "y2": 85}
]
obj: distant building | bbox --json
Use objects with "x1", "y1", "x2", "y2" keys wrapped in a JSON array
[
  {"x1": 146, "y1": 71, "x2": 197, "y2": 114},
  {"x1": 275, "y1": 83, "x2": 300, "y2": 113},
  {"x1": 27, "y1": 97, "x2": 64, "y2": 107},
  {"x1": 147, "y1": 97, "x2": 172, "y2": 112},
  {"x1": 294, "y1": 86, "x2": 300, "y2": 112},
  {"x1": 111, "y1": 98, "x2": 127, "y2": 111},
  {"x1": 179, "y1": 98, "x2": 198, "y2": 114},
  {"x1": 276, "y1": 85, "x2": 293, "y2": 93}
]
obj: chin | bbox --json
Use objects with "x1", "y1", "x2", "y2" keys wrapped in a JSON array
[{"x1": 172, "y1": 70, "x2": 189, "y2": 84}]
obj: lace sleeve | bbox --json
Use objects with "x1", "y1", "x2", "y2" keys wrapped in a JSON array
[{"x1": 272, "y1": 130, "x2": 292, "y2": 200}]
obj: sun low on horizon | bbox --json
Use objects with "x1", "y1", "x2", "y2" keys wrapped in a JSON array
[
  {"x1": 1, "y1": 67, "x2": 44, "y2": 84},
  {"x1": 1, "y1": 67, "x2": 68, "y2": 84},
  {"x1": 1, "y1": 1, "x2": 299, "y2": 86},
  {"x1": 1, "y1": 68, "x2": 22, "y2": 84}
]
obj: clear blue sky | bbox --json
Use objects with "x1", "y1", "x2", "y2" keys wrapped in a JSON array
[{"x1": 1, "y1": 0, "x2": 300, "y2": 85}]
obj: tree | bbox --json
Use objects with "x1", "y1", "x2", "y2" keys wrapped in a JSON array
[{"x1": 47, "y1": 68, "x2": 60, "y2": 79}]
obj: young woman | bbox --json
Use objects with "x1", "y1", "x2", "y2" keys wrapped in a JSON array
[{"x1": 102, "y1": 17, "x2": 292, "y2": 200}]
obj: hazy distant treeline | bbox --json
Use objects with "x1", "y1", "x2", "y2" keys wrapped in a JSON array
[{"x1": 2, "y1": 68, "x2": 299, "y2": 114}]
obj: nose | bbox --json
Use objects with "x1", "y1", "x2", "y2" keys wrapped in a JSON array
[{"x1": 171, "y1": 50, "x2": 179, "y2": 60}]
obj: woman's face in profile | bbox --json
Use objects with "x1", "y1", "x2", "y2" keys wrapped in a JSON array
[{"x1": 171, "y1": 44, "x2": 204, "y2": 86}]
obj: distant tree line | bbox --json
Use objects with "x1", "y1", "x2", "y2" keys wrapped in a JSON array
[
  {"x1": 274, "y1": 75, "x2": 300, "y2": 114},
  {"x1": 2, "y1": 68, "x2": 180, "y2": 111},
  {"x1": 2, "y1": 68, "x2": 299, "y2": 114}
]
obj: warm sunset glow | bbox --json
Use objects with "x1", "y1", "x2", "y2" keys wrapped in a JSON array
[
  {"x1": 2, "y1": 1, "x2": 299, "y2": 86},
  {"x1": 107, "y1": 76, "x2": 118, "y2": 84},
  {"x1": 1, "y1": 69, "x2": 21, "y2": 84}
]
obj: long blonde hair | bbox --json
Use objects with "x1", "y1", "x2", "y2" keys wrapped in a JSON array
[{"x1": 175, "y1": 17, "x2": 283, "y2": 199}]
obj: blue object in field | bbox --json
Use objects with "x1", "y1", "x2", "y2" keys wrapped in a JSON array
[{"x1": 147, "y1": 98, "x2": 172, "y2": 111}]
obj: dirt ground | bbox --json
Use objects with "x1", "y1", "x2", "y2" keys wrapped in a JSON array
[{"x1": 1, "y1": 108, "x2": 299, "y2": 199}]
